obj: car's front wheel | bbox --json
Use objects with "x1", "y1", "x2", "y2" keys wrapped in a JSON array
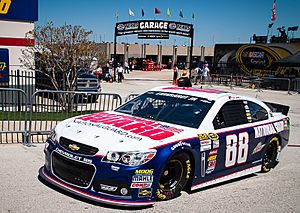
[
  {"x1": 156, "y1": 152, "x2": 191, "y2": 201},
  {"x1": 261, "y1": 137, "x2": 280, "y2": 172}
]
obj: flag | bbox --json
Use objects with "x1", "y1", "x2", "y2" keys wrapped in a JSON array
[
  {"x1": 167, "y1": 8, "x2": 171, "y2": 17},
  {"x1": 271, "y1": 0, "x2": 276, "y2": 21},
  {"x1": 155, "y1": 8, "x2": 161, "y2": 14},
  {"x1": 192, "y1": 13, "x2": 195, "y2": 21},
  {"x1": 179, "y1": 9, "x2": 183, "y2": 18},
  {"x1": 129, "y1": 8, "x2": 135, "y2": 16},
  {"x1": 142, "y1": 9, "x2": 145, "y2": 17},
  {"x1": 268, "y1": 23, "x2": 274, "y2": 28}
]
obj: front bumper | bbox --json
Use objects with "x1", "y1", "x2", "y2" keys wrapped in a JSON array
[
  {"x1": 39, "y1": 167, "x2": 154, "y2": 207},
  {"x1": 40, "y1": 139, "x2": 156, "y2": 207}
]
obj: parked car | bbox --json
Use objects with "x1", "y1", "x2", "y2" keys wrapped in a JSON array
[
  {"x1": 76, "y1": 70, "x2": 101, "y2": 102},
  {"x1": 39, "y1": 86, "x2": 290, "y2": 207},
  {"x1": 36, "y1": 70, "x2": 101, "y2": 102}
]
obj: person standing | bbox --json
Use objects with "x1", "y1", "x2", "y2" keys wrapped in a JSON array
[
  {"x1": 173, "y1": 64, "x2": 178, "y2": 85},
  {"x1": 194, "y1": 66, "x2": 202, "y2": 85},
  {"x1": 129, "y1": 61, "x2": 133, "y2": 72},
  {"x1": 116, "y1": 64, "x2": 124, "y2": 83},
  {"x1": 124, "y1": 61, "x2": 129, "y2": 74},
  {"x1": 177, "y1": 70, "x2": 192, "y2": 87},
  {"x1": 202, "y1": 63, "x2": 210, "y2": 84}
]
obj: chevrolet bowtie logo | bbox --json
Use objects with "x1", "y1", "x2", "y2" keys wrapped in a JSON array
[
  {"x1": 0, "y1": 0, "x2": 11, "y2": 15},
  {"x1": 68, "y1": 144, "x2": 80, "y2": 151}
]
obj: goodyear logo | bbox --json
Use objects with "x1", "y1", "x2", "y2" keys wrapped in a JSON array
[
  {"x1": 0, "y1": 0, "x2": 11, "y2": 14},
  {"x1": 0, "y1": 62, "x2": 7, "y2": 71}
]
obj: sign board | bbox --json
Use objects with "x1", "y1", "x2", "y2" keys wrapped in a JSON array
[
  {"x1": 0, "y1": 0, "x2": 38, "y2": 22},
  {"x1": 0, "y1": 49, "x2": 9, "y2": 83},
  {"x1": 116, "y1": 20, "x2": 193, "y2": 38},
  {"x1": 138, "y1": 33, "x2": 169, "y2": 39}
]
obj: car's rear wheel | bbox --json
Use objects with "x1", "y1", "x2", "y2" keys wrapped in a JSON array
[
  {"x1": 261, "y1": 137, "x2": 280, "y2": 172},
  {"x1": 156, "y1": 152, "x2": 191, "y2": 200}
]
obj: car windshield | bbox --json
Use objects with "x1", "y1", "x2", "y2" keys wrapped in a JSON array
[{"x1": 115, "y1": 91, "x2": 214, "y2": 128}]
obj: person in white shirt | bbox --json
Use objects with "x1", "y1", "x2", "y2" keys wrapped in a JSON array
[
  {"x1": 124, "y1": 61, "x2": 129, "y2": 74},
  {"x1": 116, "y1": 64, "x2": 124, "y2": 83},
  {"x1": 202, "y1": 63, "x2": 210, "y2": 84}
]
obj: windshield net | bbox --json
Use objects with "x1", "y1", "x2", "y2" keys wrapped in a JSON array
[{"x1": 115, "y1": 91, "x2": 214, "y2": 128}]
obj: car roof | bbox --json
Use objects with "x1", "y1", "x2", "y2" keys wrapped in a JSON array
[{"x1": 149, "y1": 86, "x2": 237, "y2": 101}]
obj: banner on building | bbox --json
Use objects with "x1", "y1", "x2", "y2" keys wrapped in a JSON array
[
  {"x1": 0, "y1": 49, "x2": 9, "y2": 83},
  {"x1": 0, "y1": 0, "x2": 38, "y2": 22},
  {"x1": 116, "y1": 20, "x2": 193, "y2": 38}
]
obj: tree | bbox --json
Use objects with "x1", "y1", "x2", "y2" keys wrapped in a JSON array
[{"x1": 21, "y1": 22, "x2": 106, "y2": 91}]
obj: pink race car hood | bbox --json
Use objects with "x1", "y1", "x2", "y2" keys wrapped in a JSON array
[{"x1": 55, "y1": 111, "x2": 196, "y2": 155}]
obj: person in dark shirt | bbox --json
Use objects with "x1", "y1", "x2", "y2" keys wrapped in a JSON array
[{"x1": 177, "y1": 70, "x2": 192, "y2": 87}]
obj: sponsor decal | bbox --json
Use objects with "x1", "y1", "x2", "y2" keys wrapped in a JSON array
[
  {"x1": 252, "y1": 142, "x2": 265, "y2": 155},
  {"x1": 200, "y1": 139, "x2": 211, "y2": 152},
  {"x1": 199, "y1": 132, "x2": 219, "y2": 142},
  {"x1": 160, "y1": 125, "x2": 183, "y2": 133},
  {"x1": 198, "y1": 133, "x2": 208, "y2": 140},
  {"x1": 55, "y1": 148, "x2": 92, "y2": 164},
  {"x1": 111, "y1": 165, "x2": 120, "y2": 171},
  {"x1": 208, "y1": 132, "x2": 219, "y2": 141},
  {"x1": 208, "y1": 155, "x2": 217, "y2": 161},
  {"x1": 132, "y1": 175, "x2": 153, "y2": 183},
  {"x1": 206, "y1": 158, "x2": 217, "y2": 174},
  {"x1": 212, "y1": 140, "x2": 220, "y2": 149},
  {"x1": 135, "y1": 169, "x2": 154, "y2": 174},
  {"x1": 169, "y1": 23, "x2": 177, "y2": 30},
  {"x1": 100, "y1": 184, "x2": 118, "y2": 192},
  {"x1": 117, "y1": 24, "x2": 125, "y2": 31},
  {"x1": 131, "y1": 169, "x2": 154, "y2": 188},
  {"x1": 254, "y1": 120, "x2": 284, "y2": 138},
  {"x1": 171, "y1": 141, "x2": 191, "y2": 151},
  {"x1": 209, "y1": 149, "x2": 218, "y2": 156},
  {"x1": 138, "y1": 188, "x2": 152, "y2": 197},
  {"x1": 131, "y1": 183, "x2": 152, "y2": 188},
  {"x1": 75, "y1": 112, "x2": 177, "y2": 140},
  {"x1": 229, "y1": 96, "x2": 241, "y2": 100},
  {"x1": 68, "y1": 144, "x2": 80, "y2": 151}
]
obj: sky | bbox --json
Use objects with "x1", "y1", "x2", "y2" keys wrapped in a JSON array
[{"x1": 37, "y1": 0, "x2": 300, "y2": 47}]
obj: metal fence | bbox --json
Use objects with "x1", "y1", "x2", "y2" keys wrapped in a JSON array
[
  {"x1": 124, "y1": 93, "x2": 139, "y2": 102},
  {"x1": 293, "y1": 78, "x2": 300, "y2": 93},
  {"x1": 0, "y1": 88, "x2": 29, "y2": 144},
  {"x1": 0, "y1": 88, "x2": 122, "y2": 144}
]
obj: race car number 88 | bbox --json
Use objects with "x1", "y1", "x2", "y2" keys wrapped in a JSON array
[{"x1": 225, "y1": 132, "x2": 249, "y2": 167}]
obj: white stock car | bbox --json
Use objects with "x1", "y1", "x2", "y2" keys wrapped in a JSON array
[{"x1": 39, "y1": 86, "x2": 290, "y2": 207}]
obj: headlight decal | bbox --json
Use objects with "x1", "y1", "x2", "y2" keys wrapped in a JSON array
[{"x1": 102, "y1": 150, "x2": 156, "y2": 166}]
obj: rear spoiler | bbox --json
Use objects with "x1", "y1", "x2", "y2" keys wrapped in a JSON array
[{"x1": 264, "y1": 102, "x2": 290, "y2": 116}]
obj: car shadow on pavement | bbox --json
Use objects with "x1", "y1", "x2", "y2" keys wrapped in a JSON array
[
  {"x1": 187, "y1": 173, "x2": 257, "y2": 194},
  {"x1": 37, "y1": 174, "x2": 153, "y2": 210}
]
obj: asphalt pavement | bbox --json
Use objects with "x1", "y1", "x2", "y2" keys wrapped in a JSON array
[{"x1": 0, "y1": 70, "x2": 300, "y2": 212}]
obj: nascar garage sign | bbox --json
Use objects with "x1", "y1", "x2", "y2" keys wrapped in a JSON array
[{"x1": 115, "y1": 20, "x2": 193, "y2": 38}]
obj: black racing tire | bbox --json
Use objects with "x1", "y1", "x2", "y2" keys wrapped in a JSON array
[
  {"x1": 261, "y1": 137, "x2": 280, "y2": 173},
  {"x1": 156, "y1": 152, "x2": 191, "y2": 201}
]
